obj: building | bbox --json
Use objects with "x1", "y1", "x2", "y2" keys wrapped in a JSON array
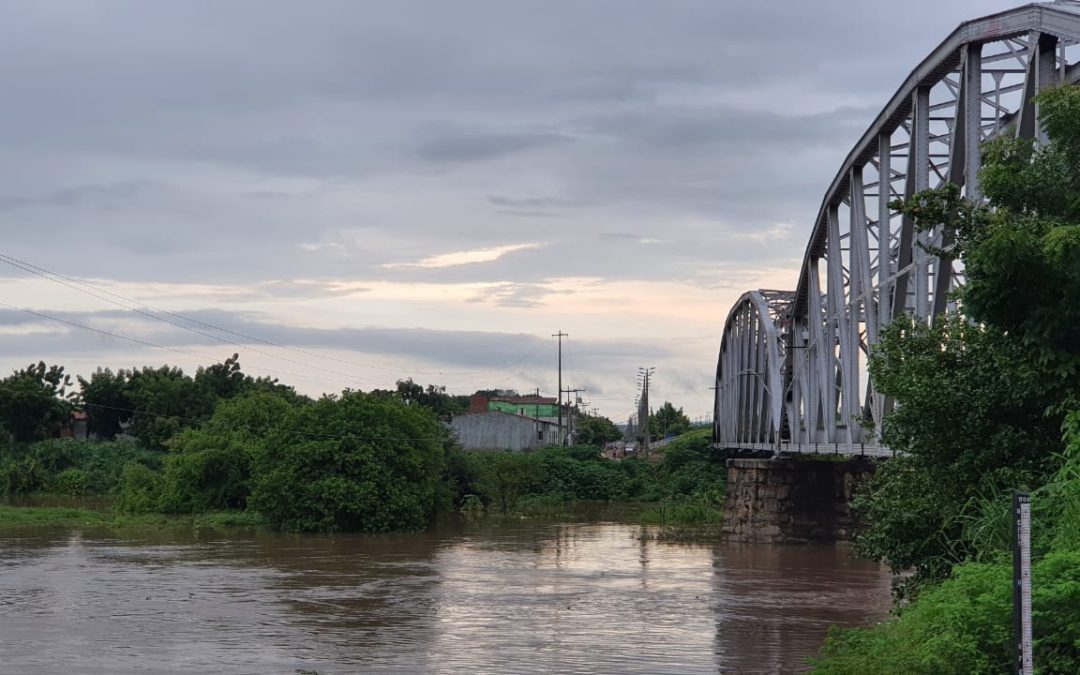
[
  {"x1": 449, "y1": 410, "x2": 560, "y2": 452},
  {"x1": 468, "y1": 394, "x2": 561, "y2": 421}
]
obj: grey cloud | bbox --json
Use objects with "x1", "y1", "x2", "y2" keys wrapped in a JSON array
[
  {"x1": 0, "y1": 182, "x2": 157, "y2": 212},
  {"x1": 0, "y1": 1, "x2": 1023, "y2": 289},
  {"x1": 415, "y1": 129, "x2": 571, "y2": 163},
  {"x1": 0, "y1": 307, "x2": 669, "y2": 373},
  {"x1": 487, "y1": 195, "x2": 587, "y2": 209},
  {"x1": 466, "y1": 282, "x2": 558, "y2": 308}
]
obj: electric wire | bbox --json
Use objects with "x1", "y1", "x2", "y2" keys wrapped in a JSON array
[
  {"x1": 0, "y1": 249, "x2": 556, "y2": 391},
  {"x1": 0, "y1": 301, "x2": 369, "y2": 390}
]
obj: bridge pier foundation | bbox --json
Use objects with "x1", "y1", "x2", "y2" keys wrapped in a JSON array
[{"x1": 722, "y1": 457, "x2": 875, "y2": 544}]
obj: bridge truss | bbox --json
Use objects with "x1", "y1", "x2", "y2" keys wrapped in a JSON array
[{"x1": 714, "y1": 2, "x2": 1080, "y2": 455}]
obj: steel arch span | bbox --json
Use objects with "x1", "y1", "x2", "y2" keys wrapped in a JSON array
[{"x1": 714, "y1": 2, "x2": 1080, "y2": 456}]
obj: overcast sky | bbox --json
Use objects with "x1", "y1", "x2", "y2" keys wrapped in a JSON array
[{"x1": 0, "y1": 0, "x2": 1023, "y2": 421}]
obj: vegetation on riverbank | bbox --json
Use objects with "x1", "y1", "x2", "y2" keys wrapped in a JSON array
[
  {"x1": 0, "y1": 360, "x2": 726, "y2": 534},
  {"x1": 0, "y1": 505, "x2": 269, "y2": 530},
  {"x1": 812, "y1": 86, "x2": 1080, "y2": 672},
  {"x1": 448, "y1": 428, "x2": 725, "y2": 523}
]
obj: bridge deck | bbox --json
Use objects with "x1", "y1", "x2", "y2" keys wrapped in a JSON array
[{"x1": 716, "y1": 442, "x2": 895, "y2": 458}]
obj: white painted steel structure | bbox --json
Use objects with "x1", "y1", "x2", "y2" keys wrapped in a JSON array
[{"x1": 714, "y1": 2, "x2": 1080, "y2": 455}]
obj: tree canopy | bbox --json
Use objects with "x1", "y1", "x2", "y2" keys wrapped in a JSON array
[
  {"x1": 649, "y1": 402, "x2": 691, "y2": 439},
  {"x1": 855, "y1": 86, "x2": 1080, "y2": 593}
]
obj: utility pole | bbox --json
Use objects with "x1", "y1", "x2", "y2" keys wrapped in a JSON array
[
  {"x1": 553, "y1": 331, "x2": 567, "y2": 446},
  {"x1": 534, "y1": 387, "x2": 541, "y2": 447},
  {"x1": 638, "y1": 367, "x2": 655, "y2": 459},
  {"x1": 562, "y1": 386, "x2": 585, "y2": 446}
]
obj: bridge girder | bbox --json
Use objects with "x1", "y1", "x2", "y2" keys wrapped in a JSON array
[{"x1": 714, "y1": 2, "x2": 1080, "y2": 453}]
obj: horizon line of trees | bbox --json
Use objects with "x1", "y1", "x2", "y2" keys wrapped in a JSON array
[{"x1": 0, "y1": 358, "x2": 657, "y2": 451}]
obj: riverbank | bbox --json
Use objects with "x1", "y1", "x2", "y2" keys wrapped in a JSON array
[{"x1": 0, "y1": 505, "x2": 268, "y2": 530}]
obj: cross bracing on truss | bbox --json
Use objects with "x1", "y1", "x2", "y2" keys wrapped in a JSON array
[{"x1": 714, "y1": 2, "x2": 1080, "y2": 455}]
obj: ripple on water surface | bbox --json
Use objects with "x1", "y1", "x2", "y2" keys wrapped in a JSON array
[{"x1": 0, "y1": 522, "x2": 890, "y2": 674}]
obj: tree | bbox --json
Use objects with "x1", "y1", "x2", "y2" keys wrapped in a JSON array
[
  {"x1": 155, "y1": 391, "x2": 297, "y2": 512},
  {"x1": 78, "y1": 368, "x2": 131, "y2": 440},
  {"x1": 575, "y1": 414, "x2": 622, "y2": 446},
  {"x1": 125, "y1": 365, "x2": 216, "y2": 450},
  {"x1": 856, "y1": 85, "x2": 1080, "y2": 591},
  {"x1": 0, "y1": 362, "x2": 74, "y2": 443},
  {"x1": 649, "y1": 402, "x2": 691, "y2": 439},
  {"x1": 371, "y1": 379, "x2": 468, "y2": 420},
  {"x1": 248, "y1": 390, "x2": 448, "y2": 532}
]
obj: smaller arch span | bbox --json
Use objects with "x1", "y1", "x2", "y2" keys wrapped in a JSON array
[{"x1": 713, "y1": 290, "x2": 793, "y2": 449}]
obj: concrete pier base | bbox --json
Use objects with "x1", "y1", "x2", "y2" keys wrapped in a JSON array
[{"x1": 722, "y1": 457, "x2": 876, "y2": 543}]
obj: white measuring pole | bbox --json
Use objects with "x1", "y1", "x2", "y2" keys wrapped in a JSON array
[{"x1": 1013, "y1": 491, "x2": 1033, "y2": 675}]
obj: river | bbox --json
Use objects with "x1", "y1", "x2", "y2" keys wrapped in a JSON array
[{"x1": 0, "y1": 518, "x2": 890, "y2": 674}]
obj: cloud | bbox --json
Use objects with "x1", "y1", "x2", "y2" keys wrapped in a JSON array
[
  {"x1": 415, "y1": 129, "x2": 571, "y2": 163},
  {"x1": 0, "y1": 0, "x2": 1027, "y2": 417},
  {"x1": 383, "y1": 243, "x2": 543, "y2": 270},
  {"x1": 730, "y1": 223, "x2": 793, "y2": 243}
]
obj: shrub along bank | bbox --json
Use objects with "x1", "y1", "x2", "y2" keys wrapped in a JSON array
[
  {"x1": 447, "y1": 427, "x2": 726, "y2": 523},
  {"x1": 0, "y1": 390, "x2": 727, "y2": 532}
]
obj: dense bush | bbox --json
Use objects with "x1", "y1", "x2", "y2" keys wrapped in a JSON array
[
  {"x1": 451, "y1": 432, "x2": 724, "y2": 514},
  {"x1": 248, "y1": 391, "x2": 448, "y2": 532},
  {"x1": 812, "y1": 547, "x2": 1080, "y2": 674},
  {"x1": 0, "y1": 440, "x2": 161, "y2": 496},
  {"x1": 657, "y1": 428, "x2": 725, "y2": 500},
  {"x1": 156, "y1": 392, "x2": 294, "y2": 512}
]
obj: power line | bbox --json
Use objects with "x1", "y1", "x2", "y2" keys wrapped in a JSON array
[
  {"x1": 0, "y1": 249, "x2": 557, "y2": 390},
  {"x1": 0, "y1": 301, "x2": 368, "y2": 390}
]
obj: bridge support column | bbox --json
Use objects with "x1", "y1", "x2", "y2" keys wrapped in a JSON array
[{"x1": 722, "y1": 457, "x2": 875, "y2": 543}]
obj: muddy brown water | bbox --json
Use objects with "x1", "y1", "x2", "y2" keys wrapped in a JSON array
[{"x1": 0, "y1": 518, "x2": 890, "y2": 674}]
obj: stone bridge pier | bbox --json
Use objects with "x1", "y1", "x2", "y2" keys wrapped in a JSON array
[{"x1": 722, "y1": 457, "x2": 876, "y2": 543}]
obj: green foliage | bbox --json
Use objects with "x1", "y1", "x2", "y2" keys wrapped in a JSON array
[
  {"x1": 51, "y1": 468, "x2": 91, "y2": 496},
  {"x1": 78, "y1": 368, "x2": 131, "y2": 440},
  {"x1": 156, "y1": 392, "x2": 294, "y2": 512},
  {"x1": 575, "y1": 414, "x2": 623, "y2": 446},
  {"x1": 649, "y1": 401, "x2": 691, "y2": 438},
  {"x1": 812, "y1": 548, "x2": 1080, "y2": 674},
  {"x1": 858, "y1": 318, "x2": 1063, "y2": 593},
  {"x1": 449, "y1": 431, "x2": 725, "y2": 515},
  {"x1": 248, "y1": 391, "x2": 448, "y2": 532},
  {"x1": 475, "y1": 451, "x2": 543, "y2": 513},
  {"x1": 0, "y1": 456, "x2": 47, "y2": 495},
  {"x1": 640, "y1": 495, "x2": 724, "y2": 526},
  {"x1": 79, "y1": 355, "x2": 302, "y2": 450},
  {"x1": 124, "y1": 365, "x2": 217, "y2": 450},
  {"x1": 657, "y1": 428, "x2": 726, "y2": 499},
  {"x1": 370, "y1": 378, "x2": 468, "y2": 420},
  {"x1": 114, "y1": 462, "x2": 166, "y2": 512},
  {"x1": 816, "y1": 85, "x2": 1080, "y2": 672},
  {"x1": 0, "y1": 440, "x2": 160, "y2": 496},
  {"x1": 0, "y1": 361, "x2": 74, "y2": 442}
]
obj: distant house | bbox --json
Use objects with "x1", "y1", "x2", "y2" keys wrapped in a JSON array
[
  {"x1": 469, "y1": 394, "x2": 562, "y2": 422},
  {"x1": 58, "y1": 410, "x2": 89, "y2": 441},
  {"x1": 449, "y1": 410, "x2": 561, "y2": 451}
]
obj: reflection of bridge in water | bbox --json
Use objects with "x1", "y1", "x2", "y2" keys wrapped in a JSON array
[{"x1": 714, "y1": 3, "x2": 1080, "y2": 457}]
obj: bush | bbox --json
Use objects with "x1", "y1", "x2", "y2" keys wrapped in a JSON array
[
  {"x1": 157, "y1": 392, "x2": 294, "y2": 512},
  {"x1": 51, "y1": 468, "x2": 91, "y2": 496},
  {"x1": 114, "y1": 463, "x2": 166, "y2": 512},
  {"x1": 812, "y1": 548, "x2": 1080, "y2": 674},
  {"x1": 248, "y1": 391, "x2": 448, "y2": 532},
  {"x1": 0, "y1": 440, "x2": 162, "y2": 497},
  {"x1": 658, "y1": 428, "x2": 725, "y2": 499}
]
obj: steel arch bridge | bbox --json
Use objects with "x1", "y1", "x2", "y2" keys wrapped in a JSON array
[{"x1": 714, "y1": 2, "x2": 1080, "y2": 456}]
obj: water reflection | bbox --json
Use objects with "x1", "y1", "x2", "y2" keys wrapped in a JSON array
[{"x1": 0, "y1": 520, "x2": 889, "y2": 674}]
